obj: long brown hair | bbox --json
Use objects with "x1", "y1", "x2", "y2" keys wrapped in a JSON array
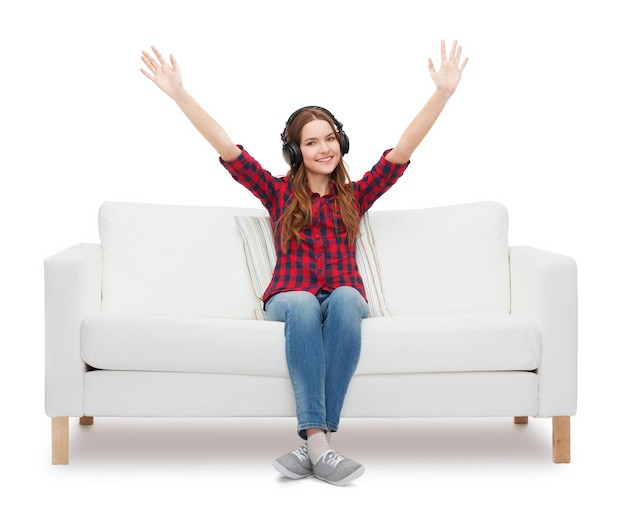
[{"x1": 279, "y1": 107, "x2": 360, "y2": 252}]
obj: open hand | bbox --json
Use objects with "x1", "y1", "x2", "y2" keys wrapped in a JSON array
[
  {"x1": 428, "y1": 40, "x2": 468, "y2": 96},
  {"x1": 140, "y1": 46, "x2": 183, "y2": 99}
]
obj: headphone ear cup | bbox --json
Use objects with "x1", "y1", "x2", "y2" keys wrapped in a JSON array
[
  {"x1": 282, "y1": 141, "x2": 302, "y2": 167},
  {"x1": 339, "y1": 132, "x2": 350, "y2": 156}
]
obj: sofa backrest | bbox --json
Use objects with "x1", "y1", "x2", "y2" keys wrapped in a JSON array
[
  {"x1": 98, "y1": 200, "x2": 511, "y2": 319},
  {"x1": 368, "y1": 201, "x2": 511, "y2": 315},
  {"x1": 99, "y1": 201, "x2": 265, "y2": 318}
]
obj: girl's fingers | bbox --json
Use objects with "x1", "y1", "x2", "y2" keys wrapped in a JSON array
[
  {"x1": 455, "y1": 45, "x2": 464, "y2": 66},
  {"x1": 141, "y1": 47, "x2": 176, "y2": 76},
  {"x1": 449, "y1": 40, "x2": 458, "y2": 63},
  {"x1": 144, "y1": 51, "x2": 167, "y2": 75},
  {"x1": 439, "y1": 40, "x2": 465, "y2": 68},
  {"x1": 141, "y1": 53, "x2": 157, "y2": 72},
  {"x1": 139, "y1": 67, "x2": 155, "y2": 81},
  {"x1": 151, "y1": 45, "x2": 168, "y2": 66},
  {"x1": 169, "y1": 54, "x2": 178, "y2": 71}
]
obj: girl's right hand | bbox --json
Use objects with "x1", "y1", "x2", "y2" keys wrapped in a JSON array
[
  {"x1": 140, "y1": 46, "x2": 183, "y2": 100},
  {"x1": 427, "y1": 40, "x2": 467, "y2": 97}
]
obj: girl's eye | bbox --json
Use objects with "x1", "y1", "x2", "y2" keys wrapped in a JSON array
[{"x1": 327, "y1": 136, "x2": 336, "y2": 142}]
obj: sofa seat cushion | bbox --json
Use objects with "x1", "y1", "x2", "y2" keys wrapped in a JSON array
[
  {"x1": 82, "y1": 315, "x2": 287, "y2": 377},
  {"x1": 81, "y1": 314, "x2": 541, "y2": 376},
  {"x1": 359, "y1": 314, "x2": 541, "y2": 374}
]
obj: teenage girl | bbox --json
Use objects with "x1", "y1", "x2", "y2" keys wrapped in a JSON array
[{"x1": 140, "y1": 40, "x2": 467, "y2": 485}]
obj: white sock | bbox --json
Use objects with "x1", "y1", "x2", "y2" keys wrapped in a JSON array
[{"x1": 307, "y1": 432, "x2": 331, "y2": 465}]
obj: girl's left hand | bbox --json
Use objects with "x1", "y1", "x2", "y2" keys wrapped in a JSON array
[
  {"x1": 428, "y1": 40, "x2": 468, "y2": 96},
  {"x1": 140, "y1": 46, "x2": 183, "y2": 100}
]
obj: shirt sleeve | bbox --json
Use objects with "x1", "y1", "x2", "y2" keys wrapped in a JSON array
[
  {"x1": 220, "y1": 146, "x2": 282, "y2": 211},
  {"x1": 353, "y1": 149, "x2": 410, "y2": 214}
]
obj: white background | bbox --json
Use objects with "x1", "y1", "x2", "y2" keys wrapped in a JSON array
[{"x1": 1, "y1": 0, "x2": 623, "y2": 510}]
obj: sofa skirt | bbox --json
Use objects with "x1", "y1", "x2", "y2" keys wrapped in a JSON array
[{"x1": 83, "y1": 370, "x2": 538, "y2": 418}]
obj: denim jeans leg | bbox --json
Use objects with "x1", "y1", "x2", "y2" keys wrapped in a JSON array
[
  {"x1": 265, "y1": 291, "x2": 327, "y2": 438},
  {"x1": 320, "y1": 286, "x2": 369, "y2": 433}
]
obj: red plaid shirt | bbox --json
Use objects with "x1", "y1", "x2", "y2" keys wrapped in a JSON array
[{"x1": 221, "y1": 146, "x2": 409, "y2": 303}]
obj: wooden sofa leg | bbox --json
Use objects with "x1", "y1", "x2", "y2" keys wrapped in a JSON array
[
  {"x1": 51, "y1": 416, "x2": 69, "y2": 465},
  {"x1": 552, "y1": 416, "x2": 571, "y2": 463},
  {"x1": 514, "y1": 416, "x2": 529, "y2": 424}
]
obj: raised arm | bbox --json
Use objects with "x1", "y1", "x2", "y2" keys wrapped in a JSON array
[
  {"x1": 140, "y1": 46, "x2": 241, "y2": 162},
  {"x1": 385, "y1": 40, "x2": 468, "y2": 165}
]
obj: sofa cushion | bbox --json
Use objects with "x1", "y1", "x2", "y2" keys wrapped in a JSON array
[
  {"x1": 82, "y1": 315, "x2": 286, "y2": 376},
  {"x1": 98, "y1": 202, "x2": 266, "y2": 319},
  {"x1": 234, "y1": 212, "x2": 390, "y2": 318},
  {"x1": 359, "y1": 314, "x2": 541, "y2": 373},
  {"x1": 233, "y1": 215, "x2": 276, "y2": 319},
  {"x1": 81, "y1": 313, "x2": 541, "y2": 376},
  {"x1": 368, "y1": 201, "x2": 511, "y2": 315}
]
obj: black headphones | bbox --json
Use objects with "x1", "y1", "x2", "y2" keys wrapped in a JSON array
[{"x1": 280, "y1": 106, "x2": 350, "y2": 167}]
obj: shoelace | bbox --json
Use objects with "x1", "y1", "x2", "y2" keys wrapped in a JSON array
[
  {"x1": 292, "y1": 445, "x2": 309, "y2": 463},
  {"x1": 320, "y1": 451, "x2": 345, "y2": 468}
]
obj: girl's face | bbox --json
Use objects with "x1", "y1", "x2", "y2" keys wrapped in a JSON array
[{"x1": 299, "y1": 119, "x2": 340, "y2": 180}]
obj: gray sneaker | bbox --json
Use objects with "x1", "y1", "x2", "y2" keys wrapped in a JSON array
[
  {"x1": 272, "y1": 444, "x2": 313, "y2": 479},
  {"x1": 312, "y1": 450, "x2": 364, "y2": 486}
]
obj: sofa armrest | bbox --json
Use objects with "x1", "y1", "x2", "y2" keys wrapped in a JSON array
[
  {"x1": 45, "y1": 243, "x2": 102, "y2": 417},
  {"x1": 509, "y1": 246, "x2": 578, "y2": 417}
]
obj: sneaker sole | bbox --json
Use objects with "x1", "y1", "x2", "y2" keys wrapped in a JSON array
[
  {"x1": 314, "y1": 465, "x2": 364, "y2": 486},
  {"x1": 272, "y1": 460, "x2": 313, "y2": 480}
]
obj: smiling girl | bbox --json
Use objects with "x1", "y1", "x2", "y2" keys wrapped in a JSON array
[{"x1": 141, "y1": 40, "x2": 467, "y2": 485}]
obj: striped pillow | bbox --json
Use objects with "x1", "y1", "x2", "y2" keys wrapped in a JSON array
[
  {"x1": 234, "y1": 215, "x2": 277, "y2": 320},
  {"x1": 234, "y1": 213, "x2": 390, "y2": 319}
]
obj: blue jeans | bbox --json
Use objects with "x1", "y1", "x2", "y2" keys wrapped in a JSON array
[{"x1": 265, "y1": 286, "x2": 369, "y2": 439}]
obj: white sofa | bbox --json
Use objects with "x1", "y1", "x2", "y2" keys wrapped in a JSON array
[{"x1": 44, "y1": 200, "x2": 577, "y2": 464}]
